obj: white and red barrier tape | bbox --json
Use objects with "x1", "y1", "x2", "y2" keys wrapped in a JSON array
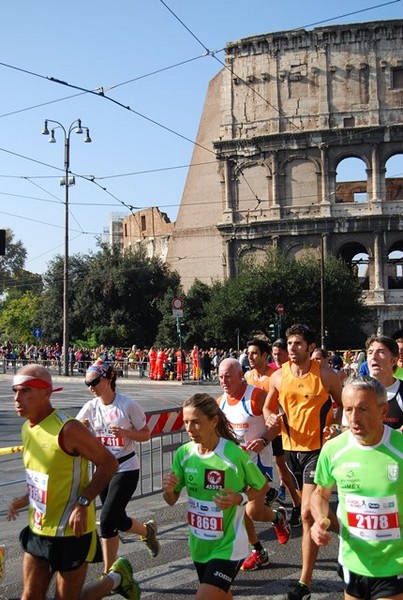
[
  {"x1": 146, "y1": 410, "x2": 184, "y2": 435},
  {"x1": 0, "y1": 412, "x2": 185, "y2": 454}
]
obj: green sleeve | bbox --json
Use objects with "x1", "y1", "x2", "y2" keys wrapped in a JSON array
[
  {"x1": 243, "y1": 454, "x2": 267, "y2": 490},
  {"x1": 314, "y1": 445, "x2": 335, "y2": 489},
  {"x1": 171, "y1": 446, "x2": 186, "y2": 493}
]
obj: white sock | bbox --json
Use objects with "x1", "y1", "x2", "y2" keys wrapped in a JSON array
[{"x1": 107, "y1": 571, "x2": 121, "y2": 590}]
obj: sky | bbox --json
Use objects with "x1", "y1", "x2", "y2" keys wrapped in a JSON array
[{"x1": 1, "y1": 0, "x2": 402, "y2": 276}]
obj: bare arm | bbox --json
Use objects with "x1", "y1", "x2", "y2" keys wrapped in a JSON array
[
  {"x1": 322, "y1": 366, "x2": 343, "y2": 424},
  {"x1": 263, "y1": 370, "x2": 283, "y2": 441},
  {"x1": 213, "y1": 480, "x2": 269, "y2": 509},
  {"x1": 109, "y1": 423, "x2": 150, "y2": 442},
  {"x1": 7, "y1": 493, "x2": 29, "y2": 521},
  {"x1": 246, "y1": 389, "x2": 279, "y2": 452},
  {"x1": 61, "y1": 419, "x2": 118, "y2": 536},
  {"x1": 310, "y1": 485, "x2": 333, "y2": 546},
  {"x1": 162, "y1": 471, "x2": 181, "y2": 506}
]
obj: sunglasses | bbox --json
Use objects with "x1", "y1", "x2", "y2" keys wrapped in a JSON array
[{"x1": 85, "y1": 375, "x2": 105, "y2": 388}]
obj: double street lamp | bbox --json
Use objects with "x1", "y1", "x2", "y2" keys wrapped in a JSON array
[{"x1": 42, "y1": 119, "x2": 92, "y2": 376}]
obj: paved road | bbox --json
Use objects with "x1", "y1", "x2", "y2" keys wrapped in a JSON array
[{"x1": 0, "y1": 376, "x2": 343, "y2": 600}]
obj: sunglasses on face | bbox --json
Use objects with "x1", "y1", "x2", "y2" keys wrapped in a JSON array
[{"x1": 85, "y1": 375, "x2": 104, "y2": 387}]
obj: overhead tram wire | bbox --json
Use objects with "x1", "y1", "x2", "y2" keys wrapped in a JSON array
[
  {"x1": 159, "y1": 0, "x2": 403, "y2": 238},
  {"x1": 0, "y1": 145, "x2": 140, "y2": 215},
  {"x1": 0, "y1": 59, "x2": 216, "y2": 157},
  {"x1": 1, "y1": 3, "x2": 396, "y2": 178},
  {"x1": 0, "y1": 209, "x2": 97, "y2": 236},
  {"x1": 1, "y1": 4, "x2": 400, "y2": 237},
  {"x1": 297, "y1": 0, "x2": 402, "y2": 29},
  {"x1": 0, "y1": 159, "x2": 218, "y2": 181},
  {"x1": 159, "y1": 0, "x2": 403, "y2": 134}
]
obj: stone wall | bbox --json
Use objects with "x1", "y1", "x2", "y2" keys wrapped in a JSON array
[{"x1": 166, "y1": 19, "x2": 403, "y2": 336}]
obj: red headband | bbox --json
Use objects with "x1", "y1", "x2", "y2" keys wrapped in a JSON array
[{"x1": 12, "y1": 375, "x2": 63, "y2": 392}]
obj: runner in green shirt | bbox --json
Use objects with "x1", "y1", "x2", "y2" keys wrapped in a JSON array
[
  {"x1": 163, "y1": 393, "x2": 267, "y2": 600},
  {"x1": 311, "y1": 376, "x2": 403, "y2": 600}
]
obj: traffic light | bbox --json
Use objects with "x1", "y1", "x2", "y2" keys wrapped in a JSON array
[
  {"x1": 269, "y1": 323, "x2": 276, "y2": 340},
  {"x1": 0, "y1": 229, "x2": 5, "y2": 256}
]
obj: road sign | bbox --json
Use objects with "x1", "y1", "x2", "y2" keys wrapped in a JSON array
[
  {"x1": 171, "y1": 297, "x2": 183, "y2": 310},
  {"x1": 172, "y1": 297, "x2": 184, "y2": 318},
  {"x1": 33, "y1": 328, "x2": 43, "y2": 339},
  {"x1": 276, "y1": 303, "x2": 284, "y2": 315}
]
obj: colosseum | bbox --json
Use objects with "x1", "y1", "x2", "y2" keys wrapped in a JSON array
[{"x1": 164, "y1": 19, "x2": 403, "y2": 336}]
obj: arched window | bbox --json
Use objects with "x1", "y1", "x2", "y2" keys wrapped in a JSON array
[
  {"x1": 337, "y1": 242, "x2": 369, "y2": 290},
  {"x1": 387, "y1": 243, "x2": 403, "y2": 289},
  {"x1": 335, "y1": 157, "x2": 368, "y2": 203},
  {"x1": 385, "y1": 154, "x2": 403, "y2": 201}
]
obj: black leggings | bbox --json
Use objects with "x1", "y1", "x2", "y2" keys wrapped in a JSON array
[{"x1": 99, "y1": 470, "x2": 139, "y2": 538}]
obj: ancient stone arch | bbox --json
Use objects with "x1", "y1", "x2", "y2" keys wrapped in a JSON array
[{"x1": 166, "y1": 18, "x2": 403, "y2": 337}]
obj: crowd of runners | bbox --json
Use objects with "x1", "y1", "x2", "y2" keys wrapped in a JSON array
[{"x1": 4, "y1": 325, "x2": 403, "y2": 600}]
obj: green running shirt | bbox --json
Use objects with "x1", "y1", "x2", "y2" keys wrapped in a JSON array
[
  {"x1": 172, "y1": 437, "x2": 266, "y2": 563},
  {"x1": 315, "y1": 426, "x2": 403, "y2": 577}
]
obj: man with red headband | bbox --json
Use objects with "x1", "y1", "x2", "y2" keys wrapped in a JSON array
[{"x1": 8, "y1": 365, "x2": 140, "y2": 600}]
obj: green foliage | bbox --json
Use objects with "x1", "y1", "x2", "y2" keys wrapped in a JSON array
[
  {"x1": 164, "y1": 249, "x2": 368, "y2": 349},
  {"x1": 0, "y1": 292, "x2": 41, "y2": 343},
  {"x1": 154, "y1": 283, "x2": 185, "y2": 348},
  {"x1": 2, "y1": 230, "x2": 368, "y2": 351},
  {"x1": 0, "y1": 229, "x2": 42, "y2": 298},
  {"x1": 37, "y1": 244, "x2": 181, "y2": 347}
]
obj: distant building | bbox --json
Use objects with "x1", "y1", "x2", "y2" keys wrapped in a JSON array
[
  {"x1": 166, "y1": 18, "x2": 403, "y2": 335},
  {"x1": 103, "y1": 213, "x2": 125, "y2": 250},
  {"x1": 122, "y1": 207, "x2": 174, "y2": 261}
]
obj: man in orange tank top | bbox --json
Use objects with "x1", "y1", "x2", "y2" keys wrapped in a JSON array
[
  {"x1": 245, "y1": 338, "x2": 302, "y2": 526},
  {"x1": 263, "y1": 324, "x2": 342, "y2": 600}
]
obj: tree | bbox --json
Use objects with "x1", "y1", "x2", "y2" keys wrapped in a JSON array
[
  {"x1": 0, "y1": 229, "x2": 42, "y2": 297},
  {"x1": 77, "y1": 244, "x2": 181, "y2": 347},
  {"x1": 0, "y1": 229, "x2": 26, "y2": 284},
  {"x1": 199, "y1": 249, "x2": 368, "y2": 349},
  {"x1": 38, "y1": 244, "x2": 181, "y2": 348},
  {"x1": 0, "y1": 292, "x2": 41, "y2": 344},
  {"x1": 37, "y1": 253, "x2": 91, "y2": 344}
]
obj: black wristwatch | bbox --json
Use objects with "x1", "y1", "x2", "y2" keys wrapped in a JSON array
[{"x1": 77, "y1": 495, "x2": 90, "y2": 507}]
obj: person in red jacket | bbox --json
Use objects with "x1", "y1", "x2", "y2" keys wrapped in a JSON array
[
  {"x1": 156, "y1": 348, "x2": 167, "y2": 380},
  {"x1": 149, "y1": 347, "x2": 157, "y2": 380},
  {"x1": 191, "y1": 345, "x2": 200, "y2": 380}
]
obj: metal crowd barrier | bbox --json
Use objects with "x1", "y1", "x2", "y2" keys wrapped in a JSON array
[
  {"x1": 0, "y1": 358, "x2": 193, "y2": 380},
  {"x1": 0, "y1": 408, "x2": 187, "y2": 514}
]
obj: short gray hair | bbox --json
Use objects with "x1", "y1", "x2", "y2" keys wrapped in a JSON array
[{"x1": 343, "y1": 375, "x2": 387, "y2": 406}]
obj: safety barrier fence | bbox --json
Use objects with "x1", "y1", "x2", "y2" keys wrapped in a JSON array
[
  {"x1": 0, "y1": 408, "x2": 187, "y2": 516},
  {"x1": 0, "y1": 358, "x2": 197, "y2": 380}
]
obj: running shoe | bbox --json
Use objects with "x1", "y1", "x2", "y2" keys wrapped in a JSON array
[
  {"x1": 277, "y1": 485, "x2": 286, "y2": 503},
  {"x1": 273, "y1": 506, "x2": 291, "y2": 544},
  {"x1": 240, "y1": 549, "x2": 269, "y2": 571},
  {"x1": 108, "y1": 557, "x2": 140, "y2": 600},
  {"x1": 285, "y1": 582, "x2": 311, "y2": 600},
  {"x1": 141, "y1": 520, "x2": 160, "y2": 558},
  {"x1": 289, "y1": 506, "x2": 302, "y2": 527},
  {"x1": 264, "y1": 487, "x2": 279, "y2": 506}
]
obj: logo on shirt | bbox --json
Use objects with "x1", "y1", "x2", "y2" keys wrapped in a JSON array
[
  {"x1": 204, "y1": 469, "x2": 225, "y2": 490},
  {"x1": 387, "y1": 464, "x2": 398, "y2": 481}
]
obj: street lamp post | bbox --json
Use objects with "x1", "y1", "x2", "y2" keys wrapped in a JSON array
[
  {"x1": 320, "y1": 234, "x2": 326, "y2": 349},
  {"x1": 42, "y1": 119, "x2": 92, "y2": 376}
]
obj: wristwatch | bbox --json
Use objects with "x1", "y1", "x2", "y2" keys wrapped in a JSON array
[
  {"x1": 238, "y1": 492, "x2": 249, "y2": 506},
  {"x1": 77, "y1": 495, "x2": 90, "y2": 507}
]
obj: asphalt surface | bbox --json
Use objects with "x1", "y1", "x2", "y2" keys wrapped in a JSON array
[{"x1": 0, "y1": 373, "x2": 343, "y2": 600}]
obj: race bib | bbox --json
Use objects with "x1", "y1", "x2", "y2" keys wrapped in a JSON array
[
  {"x1": 97, "y1": 435, "x2": 125, "y2": 447},
  {"x1": 26, "y1": 468, "x2": 48, "y2": 530},
  {"x1": 188, "y1": 496, "x2": 223, "y2": 540},
  {"x1": 345, "y1": 493, "x2": 400, "y2": 541}
]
